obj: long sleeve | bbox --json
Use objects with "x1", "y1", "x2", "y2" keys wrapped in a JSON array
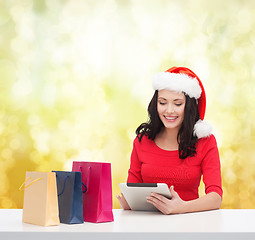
[
  {"x1": 201, "y1": 135, "x2": 223, "y2": 197},
  {"x1": 127, "y1": 138, "x2": 143, "y2": 183}
]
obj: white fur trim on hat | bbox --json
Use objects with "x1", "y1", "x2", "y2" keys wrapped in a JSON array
[
  {"x1": 193, "y1": 120, "x2": 212, "y2": 139},
  {"x1": 153, "y1": 72, "x2": 202, "y2": 99}
]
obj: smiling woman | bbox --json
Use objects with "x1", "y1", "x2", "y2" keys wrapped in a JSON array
[
  {"x1": 117, "y1": 66, "x2": 222, "y2": 215},
  {"x1": 157, "y1": 90, "x2": 186, "y2": 133}
]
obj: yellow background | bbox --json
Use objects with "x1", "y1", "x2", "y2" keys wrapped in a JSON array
[{"x1": 1, "y1": 0, "x2": 255, "y2": 209}]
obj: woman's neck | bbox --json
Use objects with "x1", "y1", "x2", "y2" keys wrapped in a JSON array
[
  {"x1": 154, "y1": 127, "x2": 180, "y2": 151},
  {"x1": 161, "y1": 127, "x2": 179, "y2": 140}
]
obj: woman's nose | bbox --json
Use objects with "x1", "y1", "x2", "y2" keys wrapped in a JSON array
[{"x1": 166, "y1": 104, "x2": 174, "y2": 114}]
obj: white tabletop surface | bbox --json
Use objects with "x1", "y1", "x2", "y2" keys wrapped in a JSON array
[{"x1": 1, "y1": 209, "x2": 255, "y2": 240}]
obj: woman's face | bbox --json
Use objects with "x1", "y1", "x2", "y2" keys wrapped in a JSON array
[{"x1": 157, "y1": 89, "x2": 186, "y2": 131}]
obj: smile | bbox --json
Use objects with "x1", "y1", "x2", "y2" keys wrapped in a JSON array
[{"x1": 164, "y1": 116, "x2": 178, "y2": 122}]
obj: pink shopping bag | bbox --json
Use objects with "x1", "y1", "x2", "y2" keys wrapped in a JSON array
[{"x1": 72, "y1": 161, "x2": 114, "y2": 223}]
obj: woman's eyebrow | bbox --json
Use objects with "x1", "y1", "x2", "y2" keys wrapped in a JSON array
[
  {"x1": 173, "y1": 98, "x2": 185, "y2": 101},
  {"x1": 158, "y1": 97, "x2": 167, "y2": 100},
  {"x1": 158, "y1": 97, "x2": 185, "y2": 101}
]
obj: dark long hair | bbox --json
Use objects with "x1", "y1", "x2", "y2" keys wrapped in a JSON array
[{"x1": 136, "y1": 90, "x2": 200, "y2": 159}]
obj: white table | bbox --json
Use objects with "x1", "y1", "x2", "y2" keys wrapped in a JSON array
[{"x1": 0, "y1": 209, "x2": 255, "y2": 240}]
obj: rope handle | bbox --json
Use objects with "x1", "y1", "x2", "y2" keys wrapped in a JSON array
[
  {"x1": 19, "y1": 177, "x2": 42, "y2": 191},
  {"x1": 79, "y1": 166, "x2": 91, "y2": 193},
  {"x1": 57, "y1": 175, "x2": 70, "y2": 196},
  {"x1": 56, "y1": 174, "x2": 87, "y2": 195},
  {"x1": 82, "y1": 182, "x2": 87, "y2": 193}
]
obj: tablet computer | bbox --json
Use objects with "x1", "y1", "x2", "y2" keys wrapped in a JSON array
[{"x1": 119, "y1": 183, "x2": 172, "y2": 211}]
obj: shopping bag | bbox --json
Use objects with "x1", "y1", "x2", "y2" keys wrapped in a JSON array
[
  {"x1": 20, "y1": 171, "x2": 60, "y2": 226},
  {"x1": 53, "y1": 171, "x2": 85, "y2": 224},
  {"x1": 72, "y1": 161, "x2": 114, "y2": 223}
]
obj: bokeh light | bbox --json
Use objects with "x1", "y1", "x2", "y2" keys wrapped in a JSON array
[{"x1": 1, "y1": 0, "x2": 255, "y2": 209}]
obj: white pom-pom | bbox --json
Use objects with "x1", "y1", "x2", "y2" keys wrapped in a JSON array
[{"x1": 193, "y1": 120, "x2": 212, "y2": 139}]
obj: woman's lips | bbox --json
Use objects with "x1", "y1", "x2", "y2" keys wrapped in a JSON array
[{"x1": 164, "y1": 116, "x2": 178, "y2": 122}]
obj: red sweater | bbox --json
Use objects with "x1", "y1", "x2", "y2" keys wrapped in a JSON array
[{"x1": 127, "y1": 134, "x2": 222, "y2": 201}]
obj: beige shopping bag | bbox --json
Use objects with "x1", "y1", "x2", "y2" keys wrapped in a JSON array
[{"x1": 20, "y1": 171, "x2": 60, "y2": 226}]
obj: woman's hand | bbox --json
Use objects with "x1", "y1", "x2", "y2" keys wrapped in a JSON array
[
  {"x1": 116, "y1": 193, "x2": 131, "y2": 210},
  {"x1": 146, "y1": 185, "x2": 185, "y2": 214}
]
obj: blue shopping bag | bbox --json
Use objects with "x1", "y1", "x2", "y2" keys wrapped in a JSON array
[{"x1": 53, "y1": 171, "x2": 86, "y2": 224}]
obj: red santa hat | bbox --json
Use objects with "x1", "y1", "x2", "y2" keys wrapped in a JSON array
[{"x1": 152, "y1": 66, "x2": 212, "y2": 139}]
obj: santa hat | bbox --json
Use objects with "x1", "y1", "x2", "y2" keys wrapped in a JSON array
[{"x1": 152, "y1": 66, "x2": 212, "y2": 139}]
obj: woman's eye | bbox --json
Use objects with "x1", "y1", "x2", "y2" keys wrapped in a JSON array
[
  {"x1": 175, "y1": 103, "x2": 183, "y2": 106},
  {"x1": 159, "y1": 102, "x2": 166, "y2": 105}
]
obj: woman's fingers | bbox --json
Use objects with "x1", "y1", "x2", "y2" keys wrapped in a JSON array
[
  {"x1": 169, "y1": 185, "x2": 180, "y2": 199},
  {"x1": 150, "y1": 192, "x2": 169, "y2": 203},
  {"x1": 147, "y1": 187, "x2": 184, "y2": 215},
  {"x1": 147, "y1": 197, "x2": 168, "y2": 214},
  {"x1": 116, "y1": 193, "x2": 131, "y2": 210}
]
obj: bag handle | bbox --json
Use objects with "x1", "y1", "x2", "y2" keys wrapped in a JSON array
[
  {"x1": 82, "y1": 182, "x2": 87, "y2": 193},
  {"x1": 79, "y1": 166, "x2": 91, "y2": 193},
  {"x1": 19, "y1": 177, "x2": 42, "y2": 191},
  {"x1": 57, "y1": 175, "x2": 70, "y2": 196},
  {"x1": 56, "y1": 174, "x2": 87, "y2": 195}
]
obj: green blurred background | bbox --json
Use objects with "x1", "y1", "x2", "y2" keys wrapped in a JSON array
[{"x1": 1, "y1": 0, "x2": 255, "y2": 209}]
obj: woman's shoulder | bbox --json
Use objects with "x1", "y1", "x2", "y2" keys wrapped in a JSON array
[
  {"x1": 196, "y1": 134, "x2": 218, "y2": 150},
  {"x1": 133, "y1": 134, "x2": 152, "y2": 148}
]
